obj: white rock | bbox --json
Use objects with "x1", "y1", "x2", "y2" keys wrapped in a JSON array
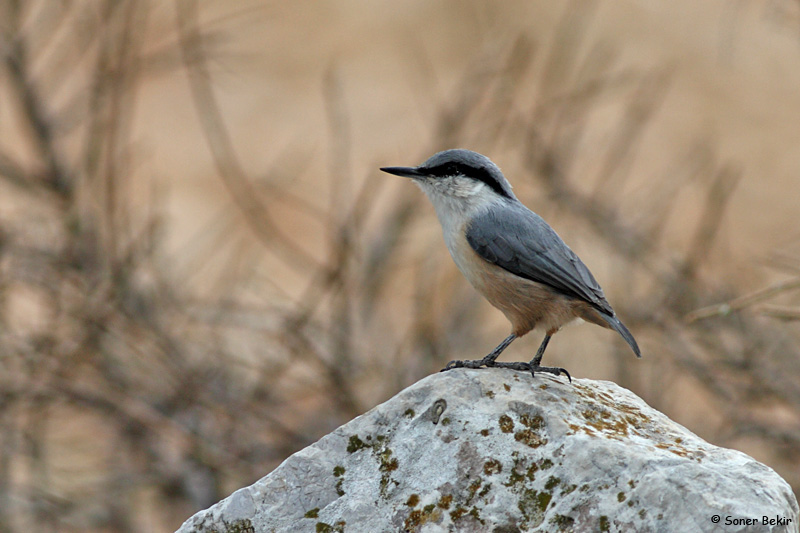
[{"x1": 177, "y1": 370, "x2": 799, "y2": 533}]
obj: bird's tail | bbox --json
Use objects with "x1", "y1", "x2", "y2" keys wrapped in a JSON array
[{"x1": 597, "y1": 312, "x2": 641, "y2": 358}]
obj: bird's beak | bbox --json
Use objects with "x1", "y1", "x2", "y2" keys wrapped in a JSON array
[{"x1": 380, "y1": 166, "x2": 425, "y2": 179}]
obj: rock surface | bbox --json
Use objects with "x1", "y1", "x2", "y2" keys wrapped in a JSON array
[{"x1": 177, "y1": 370, "x2": 799, "y2": 533}]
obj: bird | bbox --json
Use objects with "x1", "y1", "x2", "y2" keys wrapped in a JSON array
[{"x1": 380, "y1": 149, "x2": 640, "y2": 381}]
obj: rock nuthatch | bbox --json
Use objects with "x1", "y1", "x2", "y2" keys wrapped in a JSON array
[{"x1": 381, "y1": 149, "x2": 641, "y2": 381}]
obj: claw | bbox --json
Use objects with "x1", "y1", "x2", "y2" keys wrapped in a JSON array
[
  {"x1": 530, "y1": 365, "x2": 572, "y2": 383},
  {"x1": 441, "y1": 360, "x2": 462, "y2": 372}
]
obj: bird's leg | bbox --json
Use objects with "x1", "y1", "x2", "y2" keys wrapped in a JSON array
[
  {"x1": 528, "y1": 334, "x2": 571, "y2": 383},
  {"x1": 483, "y1": 333, "x2": 517, "y2": 365},
  {"x1": 529, "y1": 334, "x2": 551, "y2": 366},
  {"x1": 441, "y1": 334, "x2": 516, "y2": 371}
]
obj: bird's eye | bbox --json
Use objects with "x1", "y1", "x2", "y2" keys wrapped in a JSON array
[{"x1": 427, "y1": 162, "x2": 463, "y2": 178}]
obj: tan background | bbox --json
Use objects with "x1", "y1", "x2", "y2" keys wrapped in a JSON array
[{"x1": 0, "y1": 1, "x2": 798, "y2": 530}]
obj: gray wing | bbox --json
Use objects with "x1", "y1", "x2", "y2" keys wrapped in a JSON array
[{"x1": 466, "y1": 206, "x2": 614, "y2": 315}]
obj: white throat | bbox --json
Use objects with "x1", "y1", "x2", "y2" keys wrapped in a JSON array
[{"x1": 415, "y1": 176, "x2": 507, "y2": 239}]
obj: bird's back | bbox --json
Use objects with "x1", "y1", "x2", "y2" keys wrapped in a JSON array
[{"x1": 466, "y1": 203, "x2": 613, "y2": 315}]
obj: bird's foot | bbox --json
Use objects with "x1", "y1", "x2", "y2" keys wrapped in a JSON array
[
  {"x1": 441, "y1": 354, "x2": 499, "y2": 371},
  {"x1": 488, "y1": 361, "x2": 571, "y2": 382}
]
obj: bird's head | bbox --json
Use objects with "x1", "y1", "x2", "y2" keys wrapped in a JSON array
[{"x1": 381, "y1": 149, "x2": 516, "y2": 214}]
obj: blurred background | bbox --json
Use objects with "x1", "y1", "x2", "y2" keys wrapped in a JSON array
[{"x1": 0, "y1": 0, "x2": 799, "y2": 531}]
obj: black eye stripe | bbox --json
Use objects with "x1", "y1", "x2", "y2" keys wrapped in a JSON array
[{"x1": 424, "y1": 162, "x2": 512, "y2": 199}]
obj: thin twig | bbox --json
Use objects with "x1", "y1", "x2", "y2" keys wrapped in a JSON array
[{"x1": 685, "y1": 277, "x2": 800, "y2": 323}]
